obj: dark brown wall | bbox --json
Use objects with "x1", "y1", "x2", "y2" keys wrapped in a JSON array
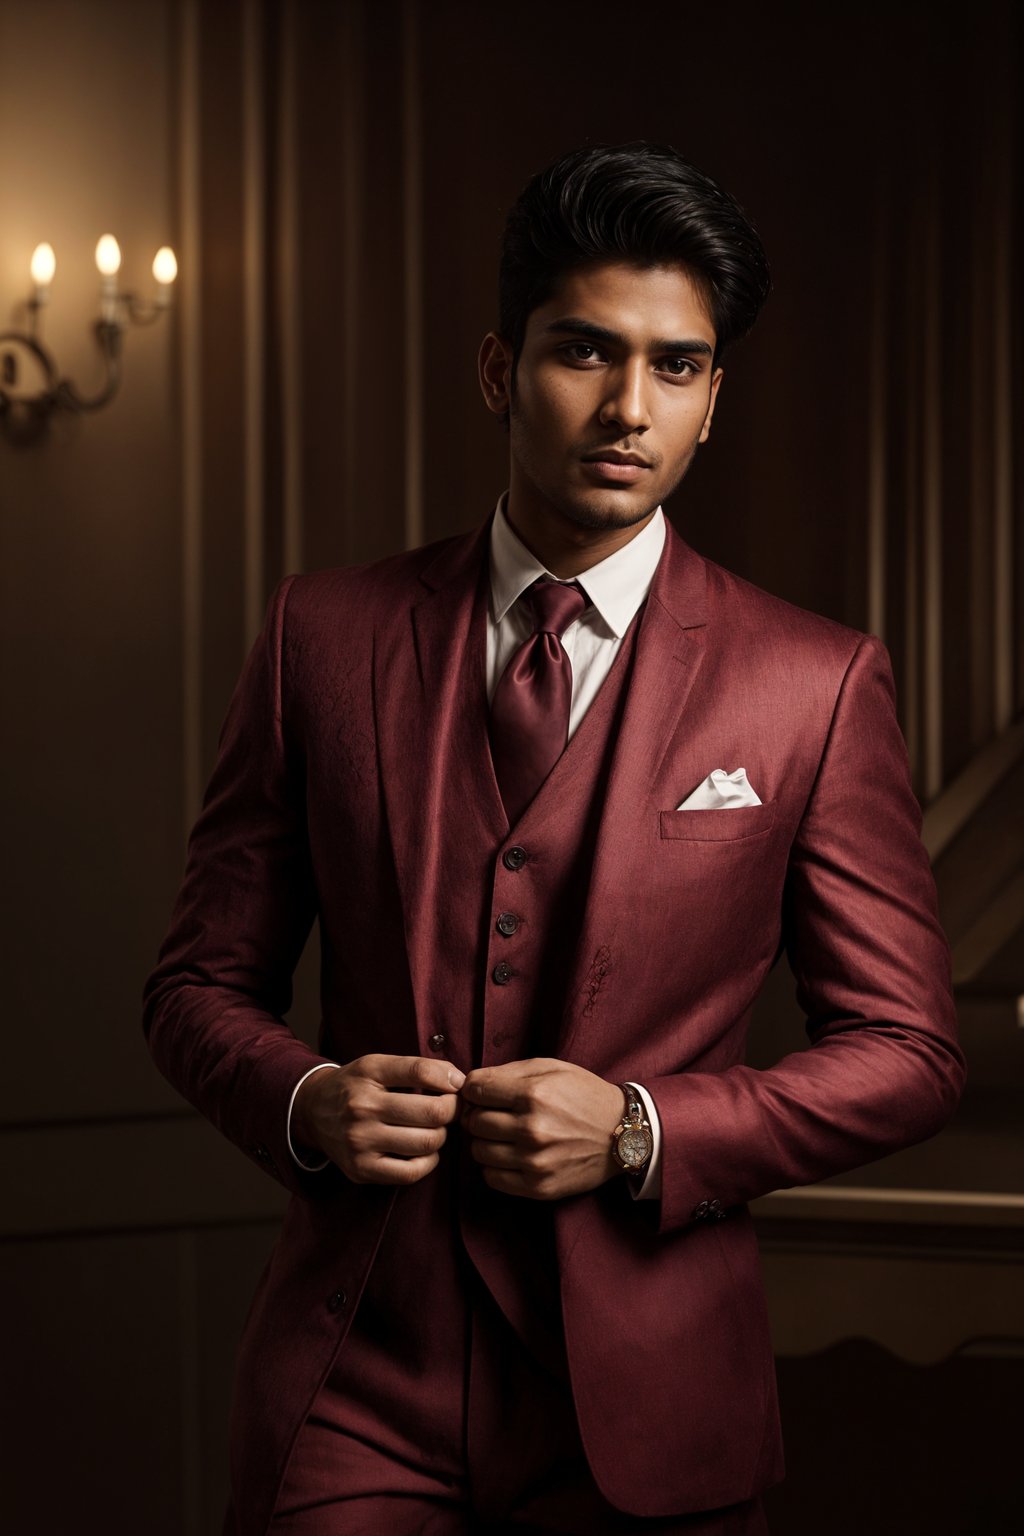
[{"x1": 1, "y1": 1, "x2": 1021, "y2": 1531}]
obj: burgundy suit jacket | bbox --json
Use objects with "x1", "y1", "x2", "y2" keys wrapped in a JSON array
[{"x1": 143, "y1": 518, "x2": 964, "y2": 1529}]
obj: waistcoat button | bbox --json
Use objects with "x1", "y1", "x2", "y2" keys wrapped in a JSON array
[
  {"x1": 326, "y1": 1288, "x2": 347, "y2": 1313},
  {"x1": 492, "y1": 962, "x2": 514, "y2": 985},
  {"x1": 428, "y1": 1032, "x2": 446, "y2": 1051},
  {"x1": 496, "y1": 912, "x2": 519, "y2": 936},
  {"x1": 503, "y1": 846, "x2": 528, "y2": 871}
]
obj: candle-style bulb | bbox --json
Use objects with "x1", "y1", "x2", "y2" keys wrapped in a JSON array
[
  {"x1": 30, "y1": 242, "x2": 56, "y2": 287},
  {"x1": 152, "y1": 246, "x2": 177, "y2": 286},
  {"x1": 95, "y1": 234, "x2": 122, "y2": 277}
]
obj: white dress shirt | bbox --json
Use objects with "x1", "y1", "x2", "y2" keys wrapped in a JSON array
[{"x1": 288, "y1": 496, "x2": 666, "y2": 1198}]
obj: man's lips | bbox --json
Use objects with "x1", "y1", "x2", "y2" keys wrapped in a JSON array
[
  {"x1": 580, "y1": 451, "x2": 653, "y2": 484},
  {"x1": 581, "y1": 449, "x2": 653, "y2": 467}
]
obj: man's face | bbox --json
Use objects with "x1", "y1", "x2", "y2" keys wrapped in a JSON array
[{"x1": 480, "y1": 261, "x2": 722, "y2": 557}]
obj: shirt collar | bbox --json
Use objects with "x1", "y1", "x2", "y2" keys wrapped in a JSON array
[{"x1": 489, "y1": 493, "x2": 666, "y2": 639}]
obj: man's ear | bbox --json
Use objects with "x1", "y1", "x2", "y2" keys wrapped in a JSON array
[
  {"x1": 478, "y1": 332, "x2": 514, "y2": 417},
  {"x1": 698, "y1": 367, "x2": 724, "y2": 443}
]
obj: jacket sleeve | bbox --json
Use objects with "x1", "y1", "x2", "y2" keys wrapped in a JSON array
[
  {"x1": 142, "y1": 576, "x2": 338, "y2": 1194},
  {"x1": 644, "y1": 635, "x2": 966, "y2": 1235}
]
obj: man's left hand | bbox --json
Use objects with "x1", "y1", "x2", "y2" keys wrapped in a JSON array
[{"x1": 460, "y1": 1058, "x2": 624, "y2": 1199}]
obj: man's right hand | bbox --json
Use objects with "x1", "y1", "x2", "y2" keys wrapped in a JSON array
[{"x1": 291, "y1": 1054, "x2": 465, "y2": 1185}]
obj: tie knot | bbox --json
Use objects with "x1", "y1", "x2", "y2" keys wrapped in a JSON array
[{"x1": 528, "y1": 579, "x2": 586, "y2": 639}]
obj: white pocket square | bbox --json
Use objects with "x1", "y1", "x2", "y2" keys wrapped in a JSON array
[{"x1": 676, "y1": 767, "x2": 763, "y2": 811}]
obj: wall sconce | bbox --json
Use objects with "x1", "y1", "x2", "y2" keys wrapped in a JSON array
[{"x1": 0, "y1": 235, "x2": 177, "y2": 442}]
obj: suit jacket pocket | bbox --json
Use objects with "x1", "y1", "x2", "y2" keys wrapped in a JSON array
[{"x1": 659, "y1": 803, "x2": 776, "y2": 841}]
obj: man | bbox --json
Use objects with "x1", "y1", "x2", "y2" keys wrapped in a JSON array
[{"x1": 144, "y1": 143, "x2": 964, "y2": 1534}]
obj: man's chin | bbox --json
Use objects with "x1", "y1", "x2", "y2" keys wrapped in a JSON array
[{"x1": 554, "y1": 491, "x2": 661, "y2": 533}]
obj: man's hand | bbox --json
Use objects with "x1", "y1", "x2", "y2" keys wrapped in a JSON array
[
  {"x1": 460, "y1": 1058, "x2": 624, "y2": 1200},
  {"x1": 292, "y1": 1054, "x2": 465, "y2": 1185}
]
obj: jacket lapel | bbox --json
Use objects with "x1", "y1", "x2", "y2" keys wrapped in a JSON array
[{"x1": 375, "y1": 520, "x2": 507, "y2": 1054}]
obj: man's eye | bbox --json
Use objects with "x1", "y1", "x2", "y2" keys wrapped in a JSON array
[
  {"x1": 662, "y1": 357, "x2": 696, "y2": 377},
  {"x1": 562, "y1": 343, "x2": 601, "y2": 363}
]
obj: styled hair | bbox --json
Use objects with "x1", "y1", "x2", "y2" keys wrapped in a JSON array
[{"x1": 498, "y1": 141, "x2": 771, "y2": 369}]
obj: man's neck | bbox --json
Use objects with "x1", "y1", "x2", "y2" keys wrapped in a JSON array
[{"x1": 503, "y1": 499, "x2": 658, "y2": 578}]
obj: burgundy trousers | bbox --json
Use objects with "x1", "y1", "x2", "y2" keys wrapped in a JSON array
[{"x1": 267, "y1": 1163, "x2": 768, "y2": 1535}]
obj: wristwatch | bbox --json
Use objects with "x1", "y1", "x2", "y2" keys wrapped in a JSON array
[{"x1": 611, "y1": 1083, "x2": 654, "y2": 1175}]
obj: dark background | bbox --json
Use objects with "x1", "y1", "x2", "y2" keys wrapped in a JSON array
[{"x1": 0, "y1": 1, "x2": 1021, "y2": 1530}]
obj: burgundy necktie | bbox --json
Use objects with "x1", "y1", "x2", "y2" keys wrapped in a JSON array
[{"x1": 489, "y1": 579, "x2": 587, "y2": 825}]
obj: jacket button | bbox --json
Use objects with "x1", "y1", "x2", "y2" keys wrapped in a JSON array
[
  {"x1": 693, "y1": 1200, "x2": 710, "y2": 1222},
  {"x1": 708, "y1": 1199, "x2": 725, "y2": 1220},
  {"x1": 327, "y1": 1289, "x2": 347, "y2": 1313},
  {"x1": 496, "y1": 912, "x2": 519, "y2": 936},
  {"x1": 492, "y1": 962, "x2": 514, "y2": 985},
  {"x1": 428, "y1": 1032, "x2": 446, "y2": 1051},
  {"x1": 503, "y1": 845, "x2": 528, "y2": 871}
]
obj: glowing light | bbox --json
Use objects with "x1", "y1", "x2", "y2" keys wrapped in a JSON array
[
  {"x1": 30, "y1": 242, "x2": 56, "y2": 287},
  {"x1": 95, "y1": 234, "x2": 122, "y2": 277},
  {"x1": 152, "y1": 246, "x2": 178, "y2": 286}
]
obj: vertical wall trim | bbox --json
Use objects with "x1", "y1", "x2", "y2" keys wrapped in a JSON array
[
  {"x1": 969, "y1": 139, "x2": 993, "y2": 749},
  {"x1": 990, "y1": 85, "x2": 1014, "y2": 731},
  {"x1": 278, "y1": 0, "x2": 303, "y2": 575},
  {"x1": 180, "y1": 0, "x2": 203, "y2": 833},
  {"x1": 176, "y1": 1230, "x2": 201, "y2": 1536},
  {"x1": 402, "y1": 0, "x2": 424, "y2": 551},
  {"x1": 242, "y1": 0, "x2": 266, "y2": 642},
  {"x1": 921, "y1": 173, "x2": 943, "y2": 801},
  {"x1": 903, "y1": 195, "x2": 921, "y2": 785},
  {"x1": 867, "y1": 194, "x2": 887, "y2": 641},
  {"x1": 339, "y1": 2, "x2": 361, "y2": 561}
]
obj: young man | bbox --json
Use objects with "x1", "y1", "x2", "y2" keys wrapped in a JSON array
[{"x1": 144, "y1": 143, "x2": 964, "y2": 1534}]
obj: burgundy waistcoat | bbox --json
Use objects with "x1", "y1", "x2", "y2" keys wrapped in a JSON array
[{"x1": 333, "y1": 572, "x2": 644, "y2": 1410}]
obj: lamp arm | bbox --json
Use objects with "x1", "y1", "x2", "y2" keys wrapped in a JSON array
[
  {"x1": 0, "y1": 330, "x2": 61, "y2": 413},
  {"x1": 54, "y1": 322, "x2": 124, "y2": 413}
]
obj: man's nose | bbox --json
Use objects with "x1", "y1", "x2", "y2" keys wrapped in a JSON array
[{"x1": 597, "y1": 361, "x2": 651, "y2": 434}]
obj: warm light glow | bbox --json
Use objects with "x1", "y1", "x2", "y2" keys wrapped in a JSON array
[
  {"x1": 95, "y1": 234, "x2": 122, "y2": 277},
  {"x1": 30, "y1": 242, "x2": 56, "y2": 287},
  {"x1": 152, "y1": 246, "x2": 178, "y2": 285}
]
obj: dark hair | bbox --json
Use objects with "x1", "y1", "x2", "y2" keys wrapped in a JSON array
[{"x1": 498, "y1": 141, "x2": 771, "y2": 369}]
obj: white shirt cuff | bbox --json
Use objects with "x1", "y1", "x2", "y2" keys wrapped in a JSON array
[
  {"x1": 286, "y1": 1062, "x2": 340, "y2": 1171},
  {"x1": 625, "y1": 1081, "x2": 662, "y2": 1200}
]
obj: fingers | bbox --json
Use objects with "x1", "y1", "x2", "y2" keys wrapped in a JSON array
[
  {"x1": 355, "y1": 1152, "x2": 443, "y2": 1186},
  {"x1": 381, "y1": 1088, "x2": 462, "y2": 1128},
  {"x1": 354, "y1": 1120, "x2": 450, "y2": 1161},
  {"x1": 468, "y1": 1137, "x2": 522, "y2": 1170},
  {"x1": 322, "y1": 1054, "x2": 469, "y2": 1186},
  {"x1": 335, "y1": 1110, "x2": 450, "y2": 1185},
  {"x1": 470, "y1": 1143, "x2": 559, "y2": 1201},
  {"x1": 348, "y1": 1055, "x2": 464, "y2": 1126},
  {"x1": 459, "y1": 1107, "x2": 522, "y2": 1141},
  {"x1": 460, "y1": 1070, "x2": 531, "y2": 1112},
  {"x1": 362, "y1": 1053, "x2": 465, "y2": 1094},
  {"x1": 458, "y1": 1061, "x2": 620, "y2": 1201}
]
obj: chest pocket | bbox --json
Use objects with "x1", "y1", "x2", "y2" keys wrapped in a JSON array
[{"x1": 659, "y1": 803, "x2": 776, "y2": 841}]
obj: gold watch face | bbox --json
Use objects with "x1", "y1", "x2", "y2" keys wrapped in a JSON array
[{"x1": 618, "y1": 1127, "x2": 653, "y2": 1169}]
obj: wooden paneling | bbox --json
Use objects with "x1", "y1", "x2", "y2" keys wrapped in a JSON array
[
  {"x1": 0, "y1": 0, "x2": 186, "y2": 1126},
  {"x1": 0, "y1": 1116, "x2": 283, "y2": 1240},
  {"x1": 766, "y1": 1340, "x2": 1023, "y2": 1533},
  {"x1": 0, "y1": 1223, "x2": 277, "y2": 1536}
]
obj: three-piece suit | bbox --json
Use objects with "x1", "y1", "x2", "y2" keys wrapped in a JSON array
[{"x1": 143, "y1": 509, "x2": 963, "y2": 1533}]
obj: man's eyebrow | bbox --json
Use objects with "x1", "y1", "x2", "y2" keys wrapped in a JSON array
[{"x1": 542, "y1": 317, "x2": 714, "y2": 358}]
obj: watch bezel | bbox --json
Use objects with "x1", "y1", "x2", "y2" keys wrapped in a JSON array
[{"x1": 615, "y1": 1123, "x2": 654, "y2": 1172}]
